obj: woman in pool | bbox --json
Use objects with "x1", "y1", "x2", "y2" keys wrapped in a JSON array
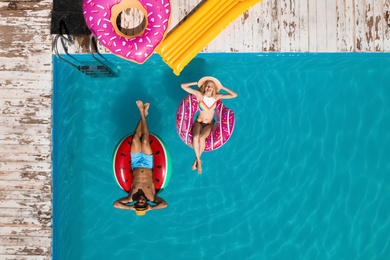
[{"x1": 181, "y1": 77, "x2": 237, "y2": 174}]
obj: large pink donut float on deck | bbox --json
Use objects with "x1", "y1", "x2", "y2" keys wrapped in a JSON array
[
  {"x1": 83, "y1": 0, "x2": 171, "y2": 63},
  {"x1": 175, "y1": 94, "x2": 235, "y2": 151}
]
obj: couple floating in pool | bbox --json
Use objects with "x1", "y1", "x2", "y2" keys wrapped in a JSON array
[{"x1": 114, "y1": 77, "x2": 237, "y2": 215}]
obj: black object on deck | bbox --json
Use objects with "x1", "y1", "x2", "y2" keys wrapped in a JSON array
[{"x1": 51, "y1": 0, "x2": 90, "y2": 35}]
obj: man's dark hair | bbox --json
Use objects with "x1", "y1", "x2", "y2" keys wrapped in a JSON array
[
  {"x1": 131, "y1": 189, "x2": 146, "y2": 201},
  {"x1": 134, "y1": 201, "x2": 148, "y2": 209}
]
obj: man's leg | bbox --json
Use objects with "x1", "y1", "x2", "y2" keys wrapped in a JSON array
[
  {"x1": 140, "y1": 103, "x2": 152, "y2": 155},
  {"x1": 131, "y1": 101, "x2": 144, "y2": 154}
]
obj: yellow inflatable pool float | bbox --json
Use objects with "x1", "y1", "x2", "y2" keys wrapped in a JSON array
[{"x1": 156, "y1": 0, "x2": 263, "y2": 75}]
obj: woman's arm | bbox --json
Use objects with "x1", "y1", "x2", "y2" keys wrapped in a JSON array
[
  {"x1": 216, "y1": 85, "x2": 238, "y2": 100},
  {"x1": 113, "y1": 196, "x2": 135, "y2": 210},
  {"x1": 181, "y1": 82, "x2": 202, "y2": 99}
]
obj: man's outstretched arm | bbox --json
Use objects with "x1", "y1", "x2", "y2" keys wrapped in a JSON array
[
  {"x1": 149, "y1": 196, "x2": 168, "y2": 210},
  {"x1": 113, "y1": 196, "x2": 135, "y2": 210}
]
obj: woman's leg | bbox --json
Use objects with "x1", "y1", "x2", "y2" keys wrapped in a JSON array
[
  {"x1": 192, "y1": 121, "x2": 202, "y2": 171},
  {"x1": 196, "y1": 124, "x2": 213, "y2": 174}
]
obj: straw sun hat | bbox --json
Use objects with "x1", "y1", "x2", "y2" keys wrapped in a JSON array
[{"x1": 197, "y1": 76, "x2": 224, "y2": 91}]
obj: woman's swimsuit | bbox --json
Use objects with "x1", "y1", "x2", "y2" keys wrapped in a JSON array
[
  {"x1": 196, "y1": 96, "x2": 217, "y2": 127},
  {"x1": 198, "y1": 96, "x2": 217, "y2": 112}
]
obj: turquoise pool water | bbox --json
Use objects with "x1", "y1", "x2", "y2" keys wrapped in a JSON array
[{"x1": 53, "y1": 53, "x2": 390, "y2": 260}]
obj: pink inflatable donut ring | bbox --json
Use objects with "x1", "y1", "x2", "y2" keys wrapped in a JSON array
[
  {"x1": 83, "y1": 0, "x2": 171, "y2": 64},
  {"x1": 175, "y1": 94, "x2": 235, "y2": 151}
]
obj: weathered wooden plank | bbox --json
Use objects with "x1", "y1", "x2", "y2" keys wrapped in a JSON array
[
  {"x1": 0, "y1": 245, "x2": 50, "y2": 256},
  {"x1": 0, "y1": 216, "x2": 51, "y2": 228},
  {"x1": 0, "y1": 87, "x2": 51, "y2": 99},
  {"x1": 280, "y1": 0, "x2": 290, "y2": 52},
  {"x1": 270, "y1": 0, "x2": 280, "y2": 51},
  {"x1": 0, "y1": 144, "x2": 51, "y2": 155},
  {"x1": 0, "y1": 152, "x2": 50, "y2": 163},
  {"x1": 0, "y1": 57, "x2": 52, "y2": 73},
  {"x1": 0, "y1": 26, "x2": 51, "y2": 47},
  {"x1": 0, "y1": 101, "x2": 51, "y2": 118},
  {"x1": 308, "y1": 0, "x2": 317, "y2": 51},
  {"x1": 0, "y1": 135, "x2": 51, "y2": 146},
  {"x1": 168, "y1": 0, "x2": 179, "y2": 32},
  {"x1": 288, "y1": 0, "x2": 299, "y2": 51},
  {"x1": 0, "y1": 208, "x2": 51, "y2": 219},
  {"x1": 234, "y1": 11, "x2": 246, "y2": 52},
  {"x1": 243, "y1": 10, "x2": 253, "y2": 52},
  {"x1": 327, "y1": 0, "x2": 338, "y2": 51},
  {"x1": 244, "y1": 7, "x2": 254, "y2": 52},
  {"x1": 0, "y1": 124, "x2": 50, "y2": 137},
  {"x1": 336, "y1": 0, "x2": 347, "y2": 51},
  {"x1": 235, "y1": 11, "x2": 244, "y2": 52},
  {"x1": 0, "y1": 160, "x2": 51, "y2": 172},
  {"x1": 299, "y1": 0, "x2": 309, "y2": 51},
  {"x1": 178, "y1": 0, "x2": 188, "y2": 26},
  {"x1": 316, "y1": 0, "x2": 327, "y2": 51},
  {"x1": 383, "y1": 0, "x2": 390, "y2": 51},
  {"x1": 0, "y1": 200, "x2": 51, "y2": 210},
  {"x1": 0, "y1": 227, "x2": 51, "y2": 237},
  {"x1": 0, "y1": 179, "x2": 51, "y2": 190},
  {"x1": 0, "y1": 8, "x2": 50, "y2": 20},
  {"x1": 0, "y1": 131, "x2": 51, "y2": 145},
  {"x1": 225, "y1": 5, "x2": 237, "y2": 52},
  {"x1": 345, "y1": 0, "x2": 356, "y2": 51},
  {"x1": 373, "y1": 0, "x2": 383, "y2": 50},
  {"x1": 251, "y1": 4, "x2": 262, "y2": 52},
  {"x1": 260, "y1": 0, "x2": 272, "y2": 51},
  {"x1": 0, "y1": 171, "x2": 50, "y2": 182},
  {"x1": 355, "y1": 0, "x2": 366, "y2": 51},
  {"x1": 0, "y1": 71, "x2": 51, "y2": 81},
  {"x1": 0, "y1": 236, "x2": 51, "y2": 248},
  {"x1": 0, "y1": 98, "x2": 52, "y2": 116},
  {"x1": 0, "y1": 117, "x2": 50, "y2": 126},
  {"x1": 0, "y1": 36, "x2": 52, "y2": 52},
  {"x1": 0, "y1": 126, "x2": 50, "y2": 138},
  {"x1": 0, "y1": 190, "x2": 51, "y2": 202},
  {"x1": 0, "y1": 0, "x2": 52, "y2": 11},
  {"x1": 365, "y1": 0, "x2": 375, "y2": 50},
  {"x1": 0, "y1": 43, "x2": 51, "y2": 59},
  {"x1": 0, "y1": 0, "x2": 50, "y2": 3},
  {"x1": 0, "y1": 254, "x2": 50, "y2": 260},
  {"x1": 0, "y1": 79, "x2": 52, "y2": 91}
]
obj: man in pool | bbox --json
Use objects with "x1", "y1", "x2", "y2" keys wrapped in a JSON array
[{"x1": 113, "y1": 101, "x2": 167, "y2": 215}]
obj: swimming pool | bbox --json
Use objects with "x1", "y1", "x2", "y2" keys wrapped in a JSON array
[{"x1": 53, "y1": 53, "x2": 390, "y2": 260}]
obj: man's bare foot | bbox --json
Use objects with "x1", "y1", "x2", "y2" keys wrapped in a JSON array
[
  {"x1": 144, "y1": 103, "x2": 150, "y2": 117},
  {"x1": 197, "y1": 159, "x2": 202, "y2": 174},
  {"x1": 136, "y1": 101, "x2": 144, "y2": 116},
  {"x1": 191, "y1": 159, "x2": 197, "y2": 171}
]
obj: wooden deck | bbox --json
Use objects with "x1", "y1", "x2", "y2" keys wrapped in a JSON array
[{"x1": 1, "y1": 0, "x2": 389, "y2": 258}]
